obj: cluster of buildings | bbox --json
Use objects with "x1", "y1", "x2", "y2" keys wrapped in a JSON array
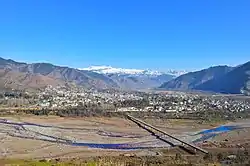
[
  {"x1": 144, "y1": 94, "x2": 250, "y2": 113},
  {"x1": 37, "y1": 85, "x2": 142, "y2": 108},
  {"x1": 3, "y1": 85, "x2": 250, "y2": 115}
]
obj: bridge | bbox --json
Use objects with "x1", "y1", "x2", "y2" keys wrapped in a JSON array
[{"x1": 126, "y1": 114, "x2": 209, "y2": 154}]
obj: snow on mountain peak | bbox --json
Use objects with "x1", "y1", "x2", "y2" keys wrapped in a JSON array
[
  {"x1": 166, "y1": 69, "x2": 188, "y2": 76},
  {"x1": 79, "y1": 66, "x2": 186, "y2": 76},
  {"x1": 80, "y1": 66, "x2": 145, "y2": 75}
]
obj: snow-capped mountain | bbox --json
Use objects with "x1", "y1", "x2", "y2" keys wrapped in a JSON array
[
  {"x1": 166, "y1": 69, "x2": 188, "y2": 77},
  {"x1": 80, "y1": 66, "x2": 186, "y2": 77},
  {"x1": 79, "y1": 66, "x2": 187, "y2": 90}
]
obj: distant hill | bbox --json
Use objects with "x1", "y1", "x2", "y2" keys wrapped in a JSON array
[
  {"x1": 159, "y1": 66, "x2": 233, "y2": 90},
  {"x1": 0, "y1": 69, "x2": 64, "y2": 91},
  {"x1": 107, "y1": 73, "x2": 174, "y2": 90},
  {"x1": 0, "y1": 57, "x2": 118, "y2": 90},
  {"x1": 0, "y1": 57, "x2": 175, "y2": 91},
  {"x1": 196, "y1": 61, "x2": 250, "y2": 94},
  {"x1": 159, "y1": 62, "x2": 250, "y2": 95},
  {"x1": 80, "y1": 65, "x2": 177, "y2": 90},
  {"x1": 3, "y1": 57, "x2": 249, "y2": 93}
]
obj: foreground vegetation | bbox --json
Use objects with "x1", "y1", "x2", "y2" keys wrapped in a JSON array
[
  {"x1": 1, "y1": 150, "x2": 250, "y2": 166},
  {"x1": 0, "y1": 156, "x2": 219, "y2": 166},
  {"x1": 1, "y1": 107, "x2": 250, "y2": 123}
]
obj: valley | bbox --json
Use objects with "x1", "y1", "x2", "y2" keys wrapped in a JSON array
[{"x1": 1, "y1": 0, "x2": 250, "y2": 165}]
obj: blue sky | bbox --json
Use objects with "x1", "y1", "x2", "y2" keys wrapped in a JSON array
[{"x1": 0, "y1": 0, "x2": 249, "y2": 71}]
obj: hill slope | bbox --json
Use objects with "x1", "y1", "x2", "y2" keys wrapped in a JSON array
[
  {"x1": 107, "y1": 73, "x2": 174, "y2": 90},
  {"x1": 0, "y1": 69, "x2": 64, "y2": 91},
  {"x1": 0, "y1": 57, "x2": 118, "y2": 90},
  {"x1": 159, "y1": 66, "x2": 233, "y2": 90},
  {"x1": 196, "y1": 62, "x2": 250, "y2": 94},
  {"x1": 0, "y1": 57, "x2": 175, "y2": 91}
]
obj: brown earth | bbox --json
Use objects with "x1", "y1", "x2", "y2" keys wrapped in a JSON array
[
  {"x1": 0, "y1": 116, "x2": 250, "y2": 160},
  {"x1": 0, "y1": 69, "x2": 64, "y2": 91}
]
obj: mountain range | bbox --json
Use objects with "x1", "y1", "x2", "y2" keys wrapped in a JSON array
[
  {"x1": 159, "y1": 62, "x2": 250, "y2": 95},
  {"x1": 160, "y1": 66, "x2": 233, "y2": 90},
  {"x1": 80, "y1": 66, "x2": 187, "y2": 76},
  {"x1": 0, "y1": 57, "x2": 249, "y2": 95},
  {"x1": 0, "y1": 57, "x2": 176, "y2": 91},
  {"x1": 80, "y1": 66, "x2": 181, "y2": 90},
  {"x1": 0, "y1": 57, "x2": 118, "y2": 91}
]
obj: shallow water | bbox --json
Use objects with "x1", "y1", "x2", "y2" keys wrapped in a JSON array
[
  {"x1": 0, "y1": 118, "x2": 155, "y2": 150},
  {"x1": 192, "y1": 125, "x2": 243, "y2": 143},
  {"x1": 0, "y1": 118, "x2": 247, "y2": 150}
]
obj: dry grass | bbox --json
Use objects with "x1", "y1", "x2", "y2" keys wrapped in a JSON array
[{"x1": 0, "y1": 156, "x2": 222, "y2": 166}]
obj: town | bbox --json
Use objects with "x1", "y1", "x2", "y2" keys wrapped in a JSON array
[{"x1": 1, "y1": 85, "x2": 250, "y2": 118}]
